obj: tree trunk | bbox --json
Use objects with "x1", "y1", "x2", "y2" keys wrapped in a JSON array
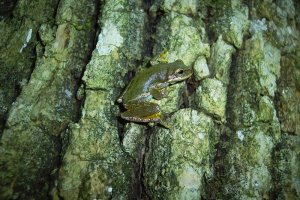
[{"x1": 0, "y1": 0, "x2": 299, "y2": 199}]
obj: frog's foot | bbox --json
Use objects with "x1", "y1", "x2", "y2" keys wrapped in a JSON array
[
  {"x1": 157, "y1": 120, "x2": 171, "y2": 129},
  {"x1": 148, "y1": 118, "x2": 170, "y2": 129},
  {"x1": 121, "y1": 102, "x2": 165, "y2": 125}
]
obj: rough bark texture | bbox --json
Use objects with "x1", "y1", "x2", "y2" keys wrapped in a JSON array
[{"x1": 0, "y1": 0, "x2": 299, "y2": 199}]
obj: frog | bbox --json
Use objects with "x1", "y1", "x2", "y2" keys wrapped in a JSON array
[{"x1": 117, "y1": 59, "x2": 193, "y2": 127}]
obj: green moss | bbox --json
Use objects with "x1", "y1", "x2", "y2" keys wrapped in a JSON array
[
  {"x1": 257, "y1": 96, "x2": 275, "y2": 122},
  {"x1": 0, "y1": 0, "x2": 60, "y2": 129},
  {"x1": 153, "y1": 12, "x2": 209, "y2": 66},
  {"x1": 210, "y1": 36, "x2": 236, "y2": 85},
  {"x1": 209, "y1": 0, "x2": 249, "y2": 48},
  {"x1": 145, "y1": 109, "x2": 215, "y2": 199},
  {"x1": 195, "y1": 78, "x2": 227, "y2": 121}
]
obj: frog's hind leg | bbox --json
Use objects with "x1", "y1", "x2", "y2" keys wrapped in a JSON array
[
  {"x1": 121, "y1": 102, "x2": 170, "y2": 128},
  {"x1": 121, "y1": 102, "x2": 162, "y2": 123}
]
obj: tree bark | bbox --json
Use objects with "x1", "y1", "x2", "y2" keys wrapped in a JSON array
[{"x1": 0, "y1": 0, "x2": 299, "y2": 199}]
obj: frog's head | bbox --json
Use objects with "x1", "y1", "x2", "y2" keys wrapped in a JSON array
[{"x1": 167, "y1": 60, "x2": 193, "y2": 84}]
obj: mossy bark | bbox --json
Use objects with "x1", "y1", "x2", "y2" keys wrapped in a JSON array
[{"x1": 0, "y1": 0, "x2": 299, "y2": 199}]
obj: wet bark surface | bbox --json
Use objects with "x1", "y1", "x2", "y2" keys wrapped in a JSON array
[{"x1": 0, "y1": 0, "x2": 299, "y2": 199}]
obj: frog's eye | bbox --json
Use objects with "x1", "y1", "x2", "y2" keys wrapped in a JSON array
[{"x1": 175, "y1": 69, "x2": 184, "y2": 74}]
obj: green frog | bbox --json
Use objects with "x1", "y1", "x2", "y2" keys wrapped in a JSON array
[{"x1": 117, "y1": 60, "x2": 193, "y2": 127}]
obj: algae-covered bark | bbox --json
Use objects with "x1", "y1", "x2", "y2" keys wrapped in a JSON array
[
  {"x1": 0, "y1": 0, "x2": 98, "y2": 198},
  {"x1": 0, "y1": 0, "x2": 299, "y2": 199},
  {"x1": 0, "y1": 0, "x2": 60, "y2": 132},
  {"x1": 0, "y1": 0, "x2": 17, "y2": 16},
  {"x1": 57, "y1": 0, "x2": 148, "y2": 199}
]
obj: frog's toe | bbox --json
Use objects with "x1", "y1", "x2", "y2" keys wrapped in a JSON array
[
  {"x1": 120, "y1": 111, "x2": 161, "y2": 123},
  {"x1": 158, "y1": 120, "x2": 171, "y2": 129},
  {"x1": 148, "y1": 122, "x2": 155, "y2": 127}
]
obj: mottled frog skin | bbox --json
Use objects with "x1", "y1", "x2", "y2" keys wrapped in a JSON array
[{"x1": 118, "y1": 60, "x2": 193, "y2": 127}]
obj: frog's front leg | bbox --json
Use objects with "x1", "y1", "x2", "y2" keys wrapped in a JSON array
[
  {"x1": 121, "y1": 102, "x2": 169, "y2": 128},
  {"x1": 149, "y1": 82, "x2": 169, "y2": 100}
]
